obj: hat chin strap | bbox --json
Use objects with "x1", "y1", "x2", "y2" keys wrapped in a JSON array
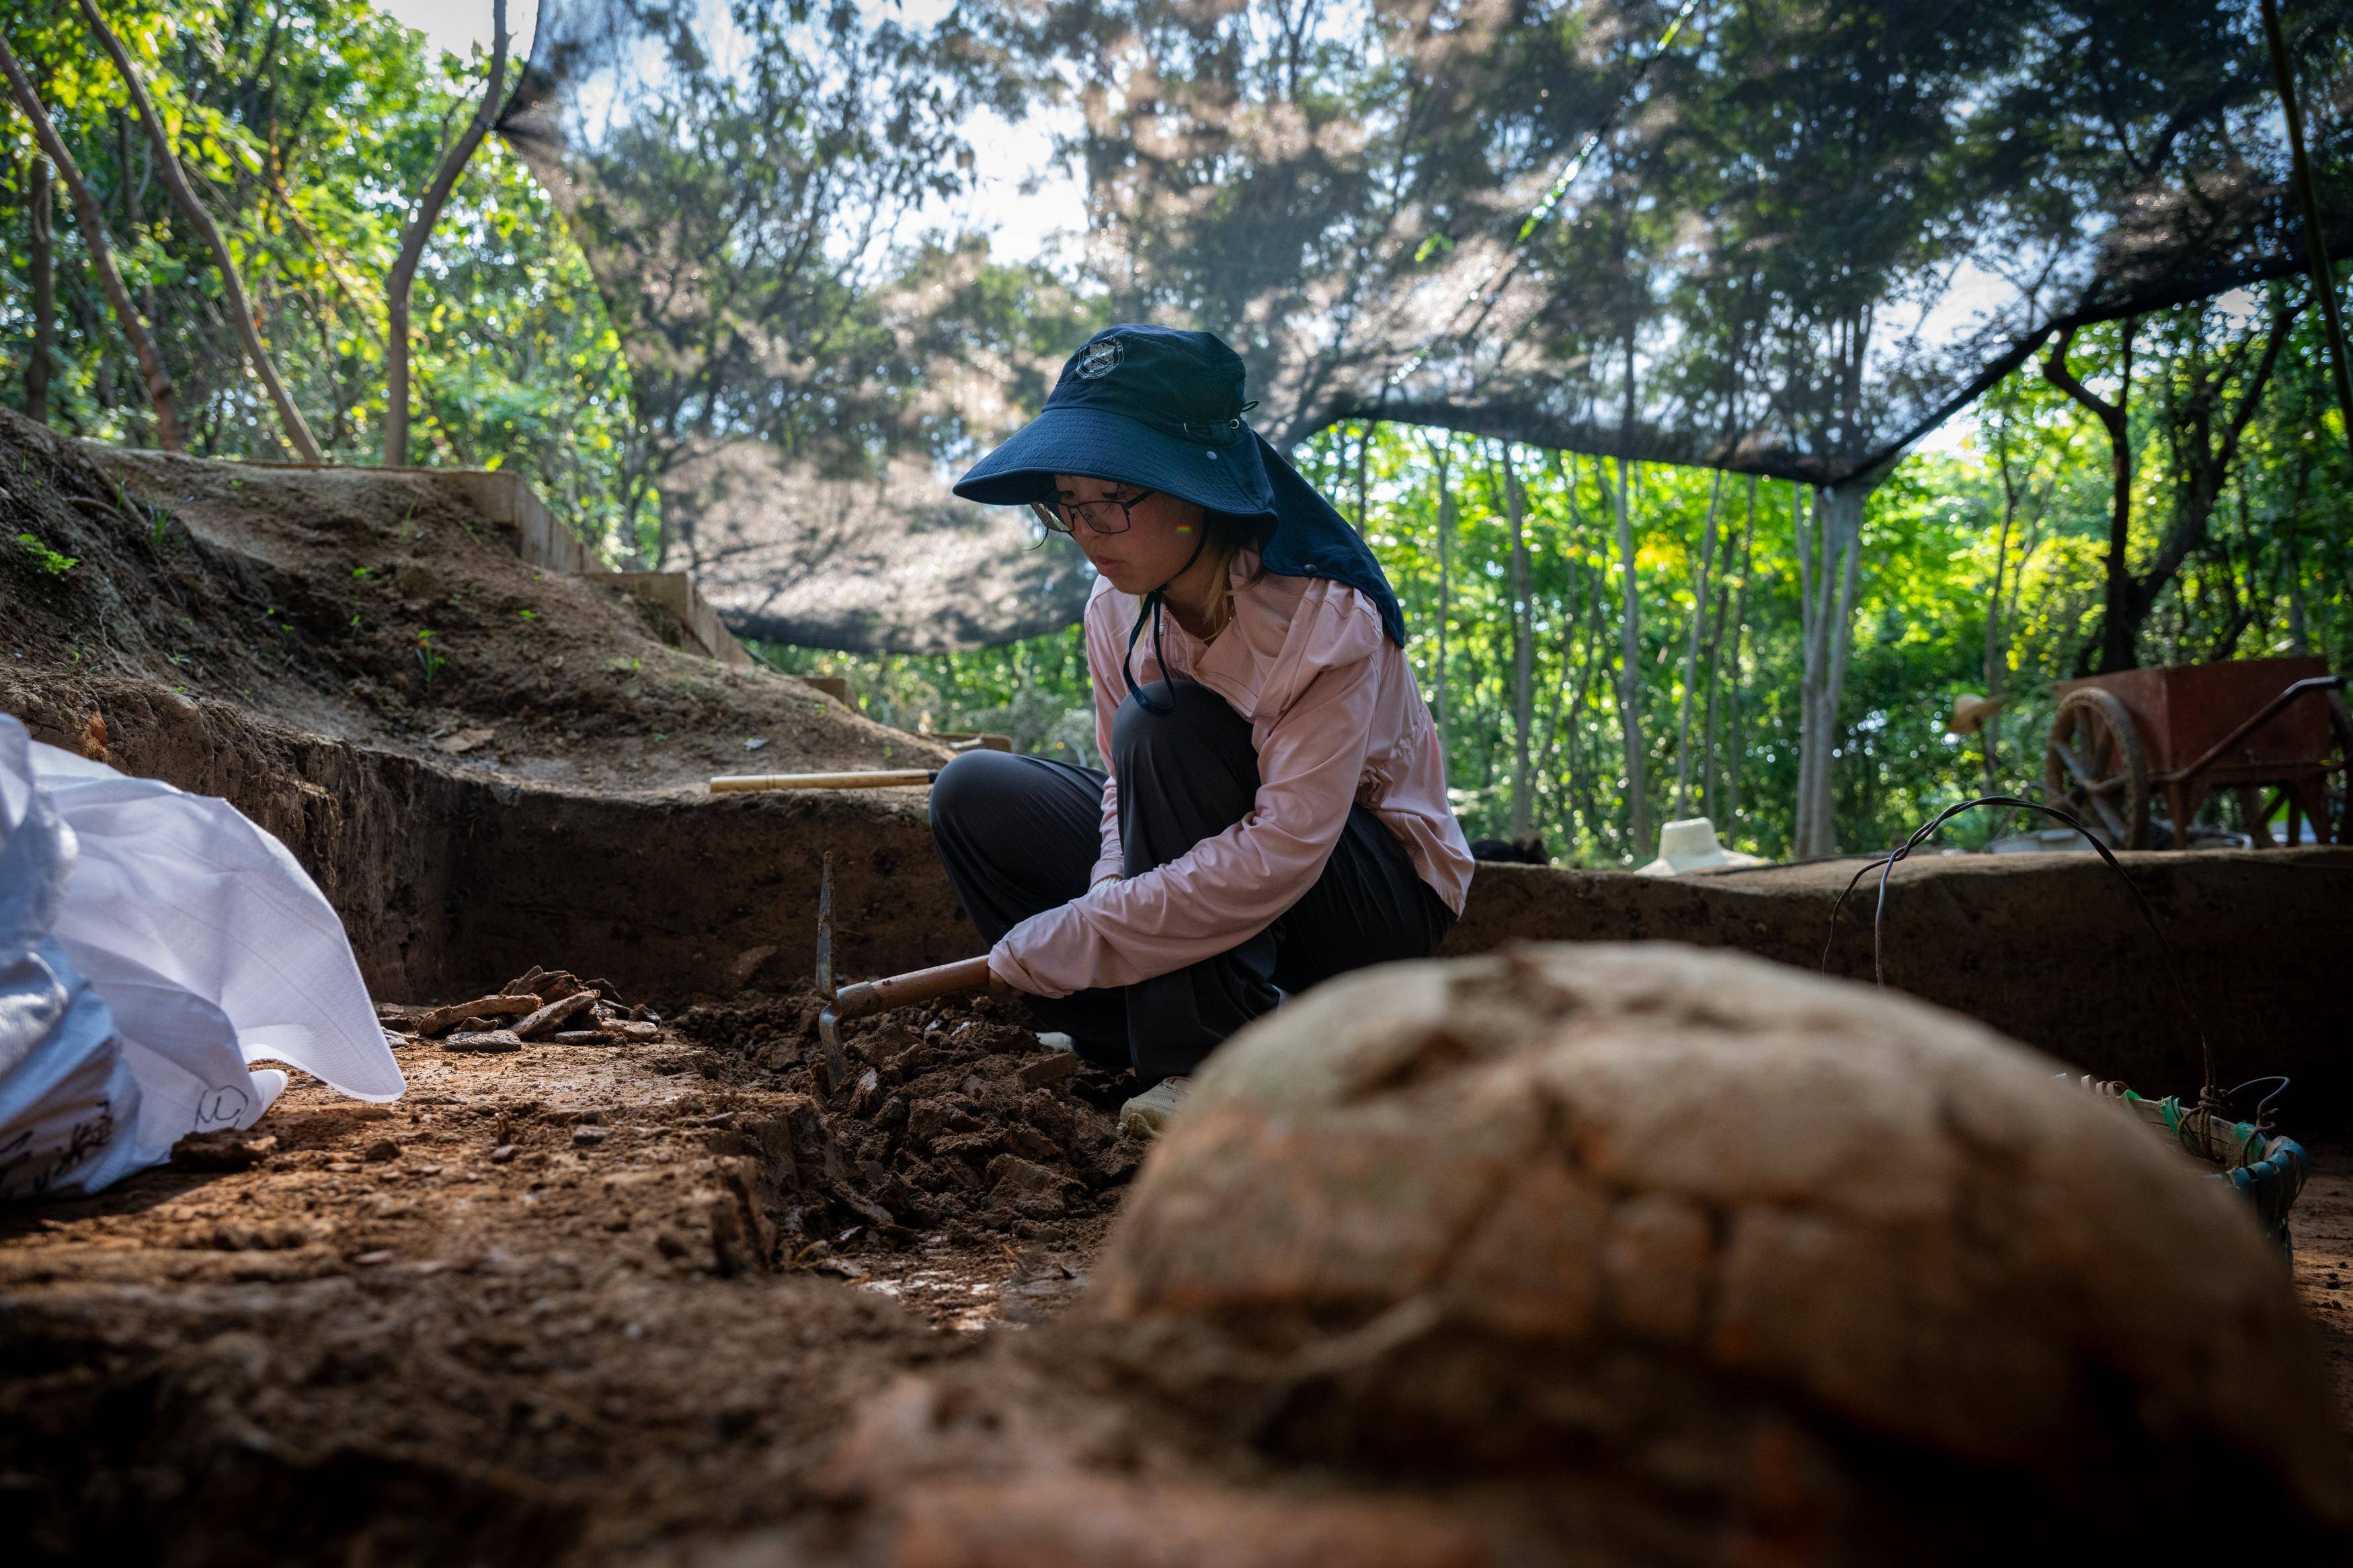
[{"x1": 1122, "y1": 526, "x2": 1212, "y2": 716}]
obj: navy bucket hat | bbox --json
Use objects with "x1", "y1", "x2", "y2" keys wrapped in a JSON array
[{"x1": 955, "y1": 324, "x2": 1406, "y2": 648}]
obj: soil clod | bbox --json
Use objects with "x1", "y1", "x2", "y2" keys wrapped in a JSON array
[{"x1": 169, "y1": 1128, "x2": 278, "y2": 1171}]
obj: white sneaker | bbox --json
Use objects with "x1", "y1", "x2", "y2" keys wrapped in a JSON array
[{"x1": 1118, "y1": 1075, "x2": 1191, "y2": 1141}]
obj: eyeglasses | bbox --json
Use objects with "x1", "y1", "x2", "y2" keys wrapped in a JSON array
[{"x1": 1032, "y1": 488, "x2": 1158, "y2": 536}]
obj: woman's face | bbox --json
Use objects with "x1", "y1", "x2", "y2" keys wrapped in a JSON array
[{"x1": 1050, "y1": 474, "x2": 1209, "y2": 596}]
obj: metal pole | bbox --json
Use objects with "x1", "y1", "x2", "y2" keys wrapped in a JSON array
[{"x1": 2262, "y1": 0, "x2": 2353, "y2": 465}]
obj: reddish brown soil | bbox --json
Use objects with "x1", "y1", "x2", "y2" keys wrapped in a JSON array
[
  {"x1": 9, "y1": 1016, "x2": 2345, "y2": 1565},
  {"x1": 676, "y1": 985, "x2": 1147, "y2": 1246},
  {"x1": 2292, "y1": 1147, "x2": 2353, "y2": 1455},
  {"x1": 0, "y1": 983, "x2": 1127, "y2": 1564}
]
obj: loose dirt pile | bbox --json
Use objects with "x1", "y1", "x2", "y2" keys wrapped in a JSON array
[
  {"x1": 0, "y1": 411, "x2": 941, "y2": 792},
  {"x1": 674, "y1": 985, "x2": 1148, "y2": 1249}
]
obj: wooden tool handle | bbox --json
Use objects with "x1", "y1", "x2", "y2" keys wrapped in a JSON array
[
  {"x1": 834, "y1": 956, "x2": 998, "y2": 1020},
  {"x1": 709, "y1": 770, "x2": 937, "y2": 792}
]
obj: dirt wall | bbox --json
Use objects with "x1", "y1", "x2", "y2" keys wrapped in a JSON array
[
  {"x1": 7, "y1": 673, "x2": 471, "y2": 997},
  {"x1": 1449, "y1": 852, "x2": 2353, "y2": 1125},
  {"x1": 3, "y1": 671, "x2": 960, "y2": 1001}
]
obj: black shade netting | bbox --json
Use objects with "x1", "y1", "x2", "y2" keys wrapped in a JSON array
[{"x1": 502, "y1": 0, "x2": 2353, "y2": 653}]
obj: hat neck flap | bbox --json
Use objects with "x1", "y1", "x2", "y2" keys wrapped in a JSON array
[{"x1": 1250, "y1": 434, "x2": 1406, "y2": 649}]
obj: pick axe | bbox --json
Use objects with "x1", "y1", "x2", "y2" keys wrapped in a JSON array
[{"x1": 812, "y1": 852, "x2": 1002, "y2": 1093}]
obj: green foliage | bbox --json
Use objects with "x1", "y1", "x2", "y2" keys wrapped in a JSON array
[
  {"x1": 14, "y1": 531, "x2": 78, "y2": 577},
  {"x1": 1, "y1": 0, "x2": 650, "y2": 559},
  {"x1": 754, "y1": 630, "x2": 1102, "y2": 769}
]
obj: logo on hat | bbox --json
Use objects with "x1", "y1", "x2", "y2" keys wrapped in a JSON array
[{"x1": 1075, "y1": 338, "x2": 1123, "y2": 380}]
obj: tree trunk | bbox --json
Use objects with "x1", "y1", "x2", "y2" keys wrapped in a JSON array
[
  {"x1": 2119, "y1": 295, "x2": 2299, "y2": 657},
  {"x1": 1353, "y1": 420, "x2": 1371, "y2": 534},
  {"x1": 26, "y1": 153, "x2": 54, "y2": 423},
  {"x1": 1672, "y1": 468, "x2": 1723, "y2": 819},
  {"x1": 1570, "y1": 563, "x2": 1607, "y2": 856},
  {"x1": 1794, "y1": 479, "x2": 1872, "y2": 858},
  {"x1": 1462, "y1": 640, "x2": 1493, "y2": 788},
  {"x1": 1429, "y1": 435, "x2": 1453, "y2": 758},
  {"x1": 1702, "y1": 475, "x2": 1753, "y2": 821},
  {"x1": 1505, "y1": 445, "x2": 1535, "y2": 837},
  {"x1": 1559, "y1": 452, "x2": 1601, "y2": 853},
  {"x1": 1984, "y1": 500, "x2": 2013, "y2": 794},
  {"x1": 78, "y1": 0, "x2": 319, "y2": 461},
  {"x1": 0, "y1": 35, "x2": 181, "y2": 448},
  {"x1": 2283, "y1": 445, "x2": 2314, "y2": 653},
  {"x1": 1611, "y1": 454, "x2": 1648, "y2": 856},
  {"x1": 1986, "y1": 415, "x2": 2030, "y2": 792},
  {"x1": 1722, "y1": 481, "x2": 1756, "y2": 835},
  {"x1": 1536, "y1": 556, "x2": 1573, "y2": 802},
  {"x1": 115, "y1": 110, "x2": 134, "y2": 229},
  {"x1": 1814, "y1": 482, "x2": 1866, "y2": 854},
  {"x1": 388, "y1": 0, "x2": 510, "y2": 466},
  {"x1": 2042, "y1": 319, "x2": 2135, "y2": 672},
  {"x1": 1793, "y1": 483, "x2": 1821, "y2": 854},
  {"x1": 2262, "y1": 0, "x2": 2353, "y2": 470}
]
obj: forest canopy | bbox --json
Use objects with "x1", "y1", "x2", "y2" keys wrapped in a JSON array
[{"x1": 504, "y1": 0, "x2": 2353, "y2": 652}]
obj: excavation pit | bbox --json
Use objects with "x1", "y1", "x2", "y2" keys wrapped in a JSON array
[{"x1": 5, "y1": 419, "x2": 2353, "y2": 1562}]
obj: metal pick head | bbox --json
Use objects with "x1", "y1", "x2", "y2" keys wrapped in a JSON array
[
  {"x1": 815, "y1": 851, "x2": 834, "y2": 1001},
  {"x1": 815, "y1": 1006, "x2": 849, "y2": 1096}
]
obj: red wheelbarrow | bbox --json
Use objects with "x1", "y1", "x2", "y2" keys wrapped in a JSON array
[{"x1": 2043, "y1": 657, "x2": 2350, "y2": 850}]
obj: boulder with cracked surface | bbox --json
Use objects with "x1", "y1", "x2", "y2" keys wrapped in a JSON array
[{"x1": 1093, "y1": 942, "x2": 2353, "y2": 1560}]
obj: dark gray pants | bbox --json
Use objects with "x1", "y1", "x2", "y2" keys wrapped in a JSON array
[{"x1": 929, "y1": 680, "x2": 1453, "y2": 1081}]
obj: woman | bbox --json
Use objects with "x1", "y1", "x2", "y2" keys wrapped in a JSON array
[{"x1": 931, "y1": 324, "x2": 1472, "y2": 1134}]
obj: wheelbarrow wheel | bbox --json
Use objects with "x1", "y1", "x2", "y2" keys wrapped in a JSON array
[{"x1": 2044, "y1": 688, "x2": 2151, "y2": 849}]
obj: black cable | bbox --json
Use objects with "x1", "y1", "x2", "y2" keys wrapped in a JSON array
[
  {"x1": 2222, "y1": 1075, "x2": 2291, "y2": 1129},
  {"x1": 1122, "y1": 526, "x2": 1212, "y2": 716},
  {"x1": 1819, "y1": 795, "x2": 2219, "y2": 1104}
]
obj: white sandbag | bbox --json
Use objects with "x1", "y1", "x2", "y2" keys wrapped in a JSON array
[
  {"x1": 0, "y1": 723, "x2": 143, "y2": 1198},
  {"x1": 0, "y1": 714, "x2": 402, "y2": 1199}
]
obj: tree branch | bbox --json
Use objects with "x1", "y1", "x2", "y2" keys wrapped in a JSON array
[
  {"x1": 0, "y1": 32, "x2": 182, "y2": 448},
  {"x1": 75, "y1": 0, "x2": 317, "y2": 459},
  {"x1": 2132, "y1": 297, "x2": 2299, "y2": 615},
  {"x1": 385, "y1": 0, "x2": 509, "y2": 464}
]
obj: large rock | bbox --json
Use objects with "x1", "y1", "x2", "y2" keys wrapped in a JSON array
[{"x1": 1096, "y1": 943, "x2": 2353, "y2": 1558}]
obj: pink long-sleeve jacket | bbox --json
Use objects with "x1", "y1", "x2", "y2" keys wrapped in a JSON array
[{"x1": 988, "y1": 550, "x2": 1474, "y2": 997}]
